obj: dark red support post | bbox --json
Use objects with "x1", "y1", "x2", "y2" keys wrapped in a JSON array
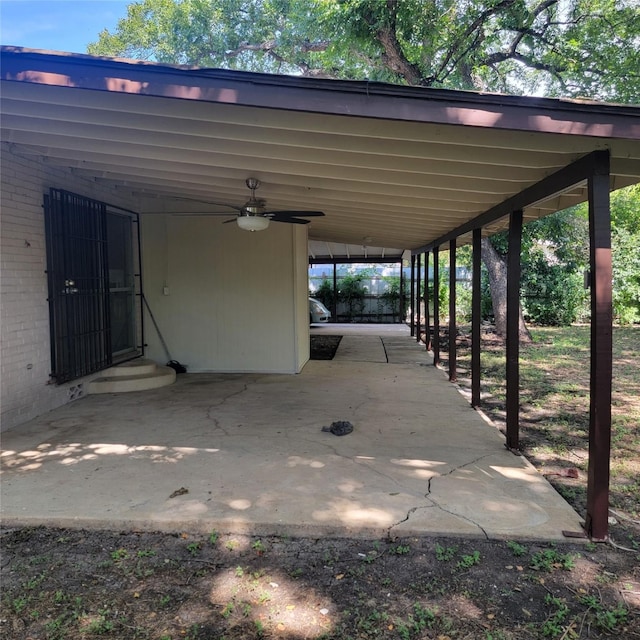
[
  {"x1": 585, "y1": 152, "x2": 613, "y2": 541},
  {"x1": 433, "y1": 247, "x2": 440, "y2": 366},
  {"x1": 399, "y1": 259, "x2": 405, "y2": 324},
  {"x1": 424, "y1": 251, "x2": 431, "y2": 351},
  {"x1": 410, "y1": 254, "x2": 416, "y2": 336},
  {"x1": 416, "y1": 253, "x2": 422, "y2": 342},
  {"x1": 506, "y1": 210, "x2": 523, "y2": 451},
  {"x1": 449, "y1": 239, "x2": 457, "y2": 382},
  {"x1": 332, "y1": 263, "x2": 338, "y2": 322},
  {"x1": 471, "y1": 228, "x2": 482, "y2": 407}
]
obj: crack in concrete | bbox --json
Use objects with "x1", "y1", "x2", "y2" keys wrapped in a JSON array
[
  {"x1": 292, "y1": 436, "x2": 427, "y2": 498},
  {"x1": 351, "y1": 456, "x2": 419, "y2": 492},
  {"x1": 207, "y1": 415, "x2": 229, "y2": 436},
  {"x1": 349, "y1": 395, "x2": 371, "y2": 415},
  {"x1": 380, "y1": 337, "x2": 389, "y2": 363},
  {"x1": 293, "y1": 435, "x2": 348, "y2": 457},
  {"x1": 205, "y1": 384, "x2": 249, "y2": 434},
  {"x1": 386, "y1": 504, "x2": 438, "y2": 539},
  {"x1": 388, "y1": 451, "x2": 497, "y2": 539}
]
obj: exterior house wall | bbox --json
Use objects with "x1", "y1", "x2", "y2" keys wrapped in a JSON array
[
  {"x1": 294, "y1": 227, "x2": 310, "y2": 370},
  {"x1": 140, "y1": 215, "x2": 309, "y2": 373},
  {"x1": 0, "y1": 144, "x2": 138, "y2": 431},
  {"x1": 1, "y1": 144, "x2": 310, "y2": 431}
]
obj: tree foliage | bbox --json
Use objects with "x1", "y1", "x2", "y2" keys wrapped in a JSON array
[
  {"x1": 485, "y1": 186, "x2": 640, "y2": 325},
  {"x1": 606, "y1": 185, "x2": 640, "y2": 324},
  {"x1": 486, "y1": 207, "x2": 590, "y2": 325},
  {"x1": 89, "y1": 0, "x2": 640, "y2": 103}
]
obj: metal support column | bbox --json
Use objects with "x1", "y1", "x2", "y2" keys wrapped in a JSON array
[
  {"x1": 424, "y1": 251, "x2": 431, "y2": 351},
  {"x1": 585, "y1": 154, "x2": 613, "y2": 541},
  {"x1": 448, "y1": 239, "x2": 457, "y2": 382},
  {"x1": 433, "y1": 247, "x2": 440, "y2": 366},
  {"x1": 506, "y1": 210, "x2": 523, "y2": 451},
  {"x1": 416, "y1": 253, "x2": 422, "y2": 342},
  {"x1": 410, "y1": 254, "x2": 416, "y2": 336},
  {"x1": 332, "y1": 263, "x2": 338, "y2": 322},
  {"x1": 471, "y1": 228, "x2": 482, "y2": 407},
  {"x1": 399, "y1": 260, "x2": 405, "y2": 325}
]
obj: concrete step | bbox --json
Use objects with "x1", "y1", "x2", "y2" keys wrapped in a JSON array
[
  {"x1": 102, "y1": 357, "x2": 158, "y2": 378},
  {"x1": 87, "y1": 363, "x2": 176, "y2": 394}
]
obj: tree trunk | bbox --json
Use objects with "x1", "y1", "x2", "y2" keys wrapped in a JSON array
[{"x1": 481, "y1": 237, "x2": 532, "y2": 342}]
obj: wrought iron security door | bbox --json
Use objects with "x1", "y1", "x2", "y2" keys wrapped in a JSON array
[{"x1": 44, "y1": 189, "x2": 140, "y2": 383}]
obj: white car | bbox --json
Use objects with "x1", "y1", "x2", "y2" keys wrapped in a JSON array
[{"x1": 309, "y1": 298, "x2": 331, "y2": 323}]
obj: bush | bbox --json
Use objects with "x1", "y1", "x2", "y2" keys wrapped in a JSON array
[
  {"x1": 612, "y1": 227, "x2": 640, "y2": 324},
  {"x1": 521, "y1": 253, "x2": 588, "y2": 325},
  {"x1": 312, "y1": 277, "x2": 336, "y2": 310},
  {"x1": 381, "y1": 276, "x2": 406, "y2": 322},
  {"x1": 338, "y1": 273, "x2": 367, "y2": 321}
]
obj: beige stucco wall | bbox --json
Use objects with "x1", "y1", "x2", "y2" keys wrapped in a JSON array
[{"x1": 141, "y1": 215, "x2": 309, "y2": 374}]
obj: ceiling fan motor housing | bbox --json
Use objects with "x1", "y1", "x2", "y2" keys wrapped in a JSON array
[
  {"x1": 243, "y1": 198, "x2": 266, "y2": 215},
  {"x1": 180, "y1": 177, "x2": 324, "y2": 229}
]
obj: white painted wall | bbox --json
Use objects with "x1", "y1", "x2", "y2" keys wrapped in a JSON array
[
  {"x1": 293, "y1": 226, "x2": 311, "y2": 370},
  {"x1": 0, "y1": 144, "x2": 138, "y2": 431},
  {"x1": 141, "y1": 215, "x2": 309, "y2": 373},
  {"x1": 1, "y1": 144, "x2": 310, "y2": 431}
]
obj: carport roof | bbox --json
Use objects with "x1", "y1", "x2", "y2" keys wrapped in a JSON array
[{"x1": 1, "y1": 46, "x2": 639, "y2": 251}]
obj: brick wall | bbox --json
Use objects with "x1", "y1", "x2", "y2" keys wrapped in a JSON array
[{"x1": 0, "y1": 144, "x2": 138, "y2": 431}]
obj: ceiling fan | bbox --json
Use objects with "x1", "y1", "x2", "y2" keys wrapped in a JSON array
[{"x1": 177, "y1": 178, "x2": 325, "y2": 231}]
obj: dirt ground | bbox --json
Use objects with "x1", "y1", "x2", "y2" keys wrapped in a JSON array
[
  {"x1": 1, "y1": 525, "x2": 639, "y2": 640},
  {"x1": 2, "y1": 327, "x2": 639, "y2": 639},
  {"x1": 309, "y1": 335, "x2": 342, "y2": 360}
]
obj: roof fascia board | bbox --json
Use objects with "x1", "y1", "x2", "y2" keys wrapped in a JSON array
[
  {"x1": 1, "y1": 48, "x2": 638, "y2": 140},
  {"x1": 412, "y1": 149, "x2": 609, "y2": 254}
]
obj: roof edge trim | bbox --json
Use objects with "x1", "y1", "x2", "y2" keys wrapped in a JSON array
[{"x1": 1, "y1": 47, "x2": 638, "y2": 140}]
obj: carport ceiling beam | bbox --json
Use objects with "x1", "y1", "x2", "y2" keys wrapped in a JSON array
[
  {"x1": 413, "y1": 150, "x2": 609, "y2": 252},
  {"x1": 308, "y1": 256, "x2": 401, "y2": 265}
]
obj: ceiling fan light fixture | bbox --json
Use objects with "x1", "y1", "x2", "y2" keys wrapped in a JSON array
[{"x1": 236, "y1": 215, "x2": 270, "y2": 232}]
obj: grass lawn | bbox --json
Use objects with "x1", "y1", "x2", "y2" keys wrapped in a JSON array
[{"x1": 455, "y1": 325, "x2": 640, "y2": 534}]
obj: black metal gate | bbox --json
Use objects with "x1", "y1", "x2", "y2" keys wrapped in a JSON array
[{"x1": 44, "y1": 189, "x2": 112, "y2": 383}]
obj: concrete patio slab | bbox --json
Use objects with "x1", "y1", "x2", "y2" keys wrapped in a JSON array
[
  {"x1": 1, "y1": 326, "x2": 584, "y2": 541},
  {"x1": 332, "y1": 336, "x2": 387, "y2": 363}
]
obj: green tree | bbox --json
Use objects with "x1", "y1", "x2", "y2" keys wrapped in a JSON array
[
  {"x1": 89, "y1": 0, "x2": 640, "y2": 102},
  {"x1": 485, "y1": 207, "x2": 590, "y2": 326},
  {"x1": 567, "y1": 184, "x2": 640, "y2": 324},
  {"x1": 90, "y1": 1, "x2": 640, "y2": 333},
  {"x1": 521, "y1": 207, "x2": 589, "y2": 325},
  {"x1": 481, "y1": 187, "x2": 640, "y2": 325},
  {"x1": 610, "y1": 185, "x2": 640, "y2": 325},
  {"x1": 612, "y1": 225, "x2": 640, "y2": 324}
]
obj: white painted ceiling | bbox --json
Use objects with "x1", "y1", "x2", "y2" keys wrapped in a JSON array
[{"x1": 2, "y1": 49, "x2": 639, "y2": 254}]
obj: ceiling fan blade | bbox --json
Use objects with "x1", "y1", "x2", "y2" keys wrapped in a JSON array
[
  {"x1": 269, "y1": 216, "x2": 310, "y2": 224},
  {"x1": 222, "y1": 218, "x2": 237, "y2": 224},
  {"x1": 266, "y1": 210, "x2": 325, "y2": 217},
  {"x1": 173, "y1": 196, "x2": 242, "y2": 212}
]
